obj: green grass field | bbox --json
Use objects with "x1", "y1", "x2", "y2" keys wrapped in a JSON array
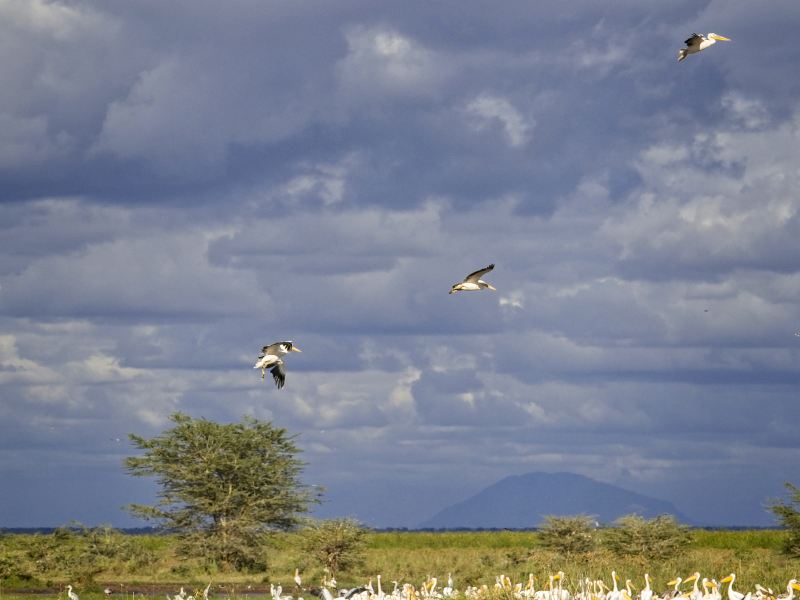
[{"x1": 1, "y1": 530, "x2": 798, "y2": 598}]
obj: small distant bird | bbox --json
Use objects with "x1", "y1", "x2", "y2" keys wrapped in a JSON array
[
  {"x1": 104, "y1": 589, "x2": 112, "y2": 598},
  {"x1": 449, "y1": 264, "x2": 496, "y2": 294},
  {"x1": 254, "y1": 341, "x2": 302, "y2": 389},
  {"x1": 678, "y1": 32, "x2": 731, "y2": 61},
  {"x1": 68, "y1": 586, "x2": 80, "y2": 600},
  {"x1": 295, "y1": 568, "x2": 303, "y2": 588}
]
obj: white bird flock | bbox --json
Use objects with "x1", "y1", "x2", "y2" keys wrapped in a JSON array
[{"x1": 259, "y1": 572, "x2": 800, "y2": 600}]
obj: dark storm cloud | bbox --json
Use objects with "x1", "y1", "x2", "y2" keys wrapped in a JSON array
[
  {"x1": 2, "y1": 0, "x2": 800, "y2": 527},
  {"x1": 0, "y1": 0, "x2": 744, "y2": 209}
]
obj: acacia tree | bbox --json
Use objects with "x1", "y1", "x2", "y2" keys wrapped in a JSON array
[
  {"x1": 126, "y1": 413, "x2": 319, "y2": 570},
  {"x1": 769, "y1": 482, "x2": 800, "y2": 556}
]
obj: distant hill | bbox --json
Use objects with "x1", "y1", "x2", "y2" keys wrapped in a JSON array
[{"x1": 419, "y1": 472, "x2": 689, "y2": 529}]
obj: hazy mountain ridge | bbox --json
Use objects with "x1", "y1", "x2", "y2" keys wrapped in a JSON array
[{"x1": 419, "y1": 472, "x2": 690, "y2": 529}]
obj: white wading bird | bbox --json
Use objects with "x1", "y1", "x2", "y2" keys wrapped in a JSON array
[
  {"x1": 678, "y1": 32, "x2": 731, "y2": 61},
  {"x1": 254, "y1": 341, "x2": 301, "y2": 389},
  {"x1": 68, "y1": 586, "x2": 80, "y2": 600},
  {"x1": 778, "y1": 580, "x2": 800, "y2": 600},
  {"x1": 449, "y1": 264, "x2": 496, "y2": 294},
  {"x1": 720, "y1": 574, "x2": 749, "y2": 600}
]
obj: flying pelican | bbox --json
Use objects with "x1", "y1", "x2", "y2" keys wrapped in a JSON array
[
  {"x1": 449, "y1": 264, "x2": 496, "y2": 294},
  {"x1": 254, "y1": 341, "x2": 301, "y2": 389},
  {"x1": 678, "y1": 33, "x2": 731, "y2": 61}
]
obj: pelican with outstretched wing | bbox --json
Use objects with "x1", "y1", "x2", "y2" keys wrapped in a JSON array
[
  {"x1": 678, "y1": 32, "x2": 730, "y2": 62},
  {"x1": 449, "y1": 264, "x2": 496, "y2": 294},
  {"x1": 254, "y1": 341, "x2": 301, "y2": 389}
]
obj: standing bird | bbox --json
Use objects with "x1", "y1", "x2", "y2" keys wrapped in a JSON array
[
  {"x1": 641, "y1": 575, "x2": 653, "y2": 600},
  {"x1": 449, "y1": 264, "x2": 496, "y2": 294},
  {"x1": 778, "y1": 580, "x2": 800, "y2": 600},
  {"x1": 68, "y1": 586, "x2": 80, "y2": 600},
  {"x1": 720, "y1": 574, "x2": 748, "y2": 600},
  {"x1": 678, "y1": 33, "x2": 731, "y2": 61},
  {"x1": 254, "y1": 341, "x2": 301, "y2": 389}
]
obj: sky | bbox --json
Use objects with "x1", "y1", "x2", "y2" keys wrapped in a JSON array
[{"x1": 2, "y1": 0, "x2": 800, "y2": 529}]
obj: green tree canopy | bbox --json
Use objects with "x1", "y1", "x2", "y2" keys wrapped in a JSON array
[
  {"x1": 769, "y1": 482, "x2": 800, "y2": 556},
  {"x1": 125, "y1": 412, "x2": 319, "y2": 570}
]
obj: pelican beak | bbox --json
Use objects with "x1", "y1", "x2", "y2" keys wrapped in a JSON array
[
  {"x1": 711, "y1": 34, "x2": 731, "y2": 41},
  {"x1": 668, "y1": 581, "x2": 679, "y2": 587},
  {"x1": 721, "y1": 577, "x2": 733, "y2": 584},
  {"x1": 553, "y1": 574, "x2": 561, "y2": 581},
  {"x1": 291, "y1": 346, "x2": 302, "y2": 352},
  {"x1": 487, "y1": 284, "x2": 497, "y2": 291},
  {"x1": 684, "y1": 575, "x2": 699, "y2": 583},
  {"x1": 792, "y1": 584, "x2": 800, "y2": 592}
]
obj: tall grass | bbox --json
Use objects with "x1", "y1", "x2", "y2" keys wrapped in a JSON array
[{"x1": 1, "y1": 530, "x2": 798, "y2": 593}]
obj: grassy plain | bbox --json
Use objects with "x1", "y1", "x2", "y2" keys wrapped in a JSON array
[{"x1": 1, "y1": 530, "x2": 797, "y2": 598}]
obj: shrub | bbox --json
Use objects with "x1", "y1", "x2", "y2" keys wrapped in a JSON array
[
  {"x1": 604, "y1": 514, "x2": 691, "y2": 561},
  {"x1": 298, "y1": 518, "x2": 367, "y2": 576},
  {"x1": 537, "y1": 515, "x2": 596, "y2": 555},
  {"x1": 769, "y1": 482, "x2": 800, "y2": 556},
  {"x1": 23, "y1": 524, "x2": 125, "y2": 585}
]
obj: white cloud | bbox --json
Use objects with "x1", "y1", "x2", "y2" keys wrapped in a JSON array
[
  {"x1": 721, "y1": 93, "x2": 770, "y2": 130},
  {"x1": 0, "y1": 0, "x2": 109, "y2": 41},
  {"x1": 465, "y1": 94, "x2": 533, "y2": 147},
  {"x1": 606, "y1": 107, "x2": 800, "y2": 277},
  {"x1": 1, "y1": 228, "x2": 265, "y2": 318},
  {"x1": 337, "y1": 26, "x2": 448, "y2": 101}
]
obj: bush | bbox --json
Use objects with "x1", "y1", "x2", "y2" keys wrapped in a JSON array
[
  {"x1": 769, "y1": 482, "x2": 800, "y2": 556},
  {"x1": 604, "y1": 514, "x2": 691, "y2": 561},
  {"x1": 537, "y1": 515, "x2": 596, "y2": 555},
  {"x1": 23, "y1": 524, "x2": 132, "y2": 585},
  {"x1": 298, "y1": 518, "x2": 367, "y2": 576}
]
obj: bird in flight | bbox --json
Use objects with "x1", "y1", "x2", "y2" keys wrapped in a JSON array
[
  {"x1": 449, "y1": 264, "x2": 496, "y2": 294},
  {"x1": 678, "y1": 32, "x2": 731, "y2": 62},
  {"x1": 254, "y1": 341, "x2": 301, "y2": 389}
]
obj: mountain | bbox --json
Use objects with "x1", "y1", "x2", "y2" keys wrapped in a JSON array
[{"x1": 419, "y1": 472, "x2": 689, "y2": 528}]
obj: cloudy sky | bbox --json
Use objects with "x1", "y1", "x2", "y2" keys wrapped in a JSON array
[{"x1": 2, "y1": 0, "x2": 800, "y2": 529}]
